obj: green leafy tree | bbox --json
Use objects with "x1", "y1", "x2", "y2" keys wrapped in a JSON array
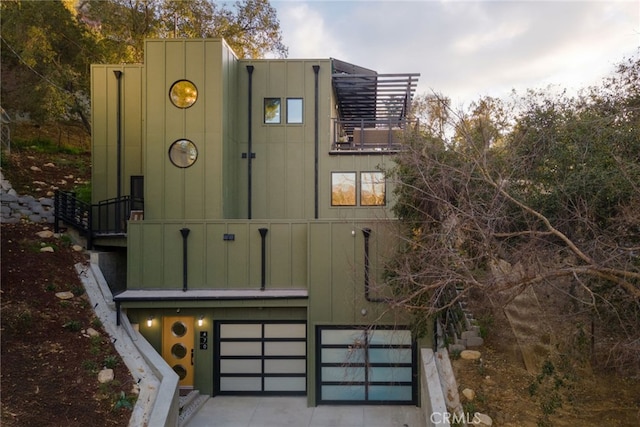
[{"x1": 1, "y1": 0, "x2": 100, "y2": 131}]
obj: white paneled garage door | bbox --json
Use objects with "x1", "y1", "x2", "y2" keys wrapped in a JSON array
[
  {"x1": 214, "y1": 321, "x2": 306, "y2": 395},
  {"x1": 316, "y1": 326, "x2": 416, "y2": 404}
]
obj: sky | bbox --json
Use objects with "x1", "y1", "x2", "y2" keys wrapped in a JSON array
[{"x1": 270, "y1": 0, "x2": 639, "y2": 108}]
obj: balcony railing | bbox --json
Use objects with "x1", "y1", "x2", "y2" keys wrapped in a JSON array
[
  {"x1": 332, "y1": 118, "x2": 417, "y2": 152},
  {"x1": 54, "y1": 190, "x2": 144, "y2": 248}
]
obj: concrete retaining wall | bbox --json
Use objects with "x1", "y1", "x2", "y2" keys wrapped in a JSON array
[{"x1": 77, "y1": 254, "x2": 180, "y2": 427}]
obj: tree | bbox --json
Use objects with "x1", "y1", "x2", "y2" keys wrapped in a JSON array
[
  {"x1": 387, "y1": 53, "x2": 640, "y2": 373},
  {"x1": 1, "y1": 0, "x2": 100, "y2": 131},
  {"x1": 1, "y1": 0, "x2": 288, "y2": 132}
]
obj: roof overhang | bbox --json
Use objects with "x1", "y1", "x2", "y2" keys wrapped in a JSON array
[{"x1": 332, "y1": 59, "x2": 420, "y2": 123}]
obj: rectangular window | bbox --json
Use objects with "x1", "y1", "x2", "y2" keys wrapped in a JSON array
[
  {"x1": 286, "y1": 98, "x2": 303, "y2": 124},
  {"x1": 360, "y1": 172, "x2": 386, "y2": 206},
  {"x1": 331, "y1": 172, "x2": 356, "y2": 206},
  {"x1": 264, "y1": 98, "x2": 281, "y2": 123}
]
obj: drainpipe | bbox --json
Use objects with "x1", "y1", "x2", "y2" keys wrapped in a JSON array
[
  {"x1": 113, "y1": 70, "x2": 123, "y2": 231},
  {"x1": 313, "y1": 65, "x2": 320, "y2": 219},
  {"x1": 246, "y1": 65, "x2": 254, "y2": 219},
  {"x1": 180, "y1": 228, "x2": 190, "y2": 292},
  {"x1": 259, "y1": 228, "x2": 268, "y2": 290},
  {"x1": 362, "y1": 228, "x2": 385, "y2": 302}
]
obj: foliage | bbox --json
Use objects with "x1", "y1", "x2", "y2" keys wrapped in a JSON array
[
  {"x1": 388, "y1": 52, "x2": 640, "y2": 373},
  {"x1": 1, "y1": 0, "x2": 287, "y2": 130}
]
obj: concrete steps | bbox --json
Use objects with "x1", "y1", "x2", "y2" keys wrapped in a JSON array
[{"x1": 179, "y1": 390, "x2": 209, "y2": 427}]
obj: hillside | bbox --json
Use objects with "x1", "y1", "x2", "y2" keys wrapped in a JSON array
[{"x1": 1, "y1": 124, "x2": 134, "y2": 426}]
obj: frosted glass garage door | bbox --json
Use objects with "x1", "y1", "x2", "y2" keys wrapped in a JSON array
[
  {"x1": 215, "y1": 322, "x2": 306, "y2": 395},
  {"x1": 317, "y1": 327, "x2": 416, "y2": 404}
]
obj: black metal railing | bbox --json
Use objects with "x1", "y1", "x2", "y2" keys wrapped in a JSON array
[
  {"x1": 332, "y1": 118, "x2": 418, "y2": 151},
  {"x1": 54, "y1": 190, "x2": 91, "y2": 234},
  {"x1": 54, "y1": 190, "x2": 143, "y2": 248}
]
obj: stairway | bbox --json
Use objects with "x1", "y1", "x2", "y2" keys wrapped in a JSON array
[{"x1": 178, "y1": 390, "x2": 209, "y2": 427}]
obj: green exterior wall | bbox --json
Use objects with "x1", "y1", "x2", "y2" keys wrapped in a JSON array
[
  {"x1": 91, "y1": 64, "x2": 143, "y2": 203},
  {"x1": 91, "y1": 39, "x2": 422, "y2": 406}
]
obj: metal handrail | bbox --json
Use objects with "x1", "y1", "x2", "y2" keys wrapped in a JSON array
[{"x1": 54, "y1": 190, "x2": 142, "y2": 248}]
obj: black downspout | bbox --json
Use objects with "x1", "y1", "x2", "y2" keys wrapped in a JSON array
[
  {"x1": 246, "y1": 65, "x2": 254, "y2": 219},
  {"x1": 116, "y1": 301, "x2": 121, "y2": 326},
  {"x1": 313, "y1": 65, "x2": 320, "y2": 219},
  {"x1": 362, "y1": 228, "x2": 385, "y2": 302},
  {"x1": 259, "y1": 228, "x2": 268, "y2": 290},
  {"x1": 180, "y1": 228, "x2": 190, "y2": 292},
  {"x1": 113, "y1": 70, "x2": 123, "y2": 231}
]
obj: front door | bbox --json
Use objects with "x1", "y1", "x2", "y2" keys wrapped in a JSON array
[{"x1": 162, "y1": 316, "x2": 195, "y2": 389}]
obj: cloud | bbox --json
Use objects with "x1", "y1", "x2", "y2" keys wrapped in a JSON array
[{"x1": 274, "y1": 0, "x2": 639, "y2": 106}]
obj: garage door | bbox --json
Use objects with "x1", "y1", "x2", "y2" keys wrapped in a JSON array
[
  {"x1": 316, "y1": 326, "x2": 416, "y2": 404},
  {"x1": 214, "y1": 321, "x2": 306, "y2": 395}
]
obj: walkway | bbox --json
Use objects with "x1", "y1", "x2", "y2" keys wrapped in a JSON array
[{"x1": 187, "y1": 396, "x2": 425, "y2": 427}]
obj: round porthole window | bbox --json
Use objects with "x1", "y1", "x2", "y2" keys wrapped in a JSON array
[
  {"x1": 172, "y1": 364, "x2": 187, "y2": 380},
  {"x1": 169, "y1": 139, "x2": 198, "y2": 168},
  {"x1": 171, "y1": 343, "x2": 188, "y2": 359},
  {"x1": 169, "y1": 80, "x2": 198, "y2": 108},
  {"x1": 171, "y1": 321, "x2": 187, "y2": 337}
]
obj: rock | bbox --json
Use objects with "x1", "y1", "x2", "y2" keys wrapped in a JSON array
[
  {"x1": 85, "y1": 327, "x2": 100, "y2": 337},
  {"x1": 460, "y1": 350, "x2": 482, "y2": 360},
  {"x1": 39, "y1": 198, "x2": 54, "y2": 207},
  {"x1": 72, "y1": 244, "x2": 84, "y2": 252},
  {"x1": 98, "y1": 369, "x2": 114, "y2": 384},
  {"x1": 36, "y1": 230, "x2": 54, "y2": 238},
  {"x1": 472, "y1": 412, "x2": 493, "y2": 426},
  {"x1": 40, "y1": 246, "x2": 54, "y2": 253},
  {"x1": 30, "y1": 166, "x2": 42, "y2": 172},
  {"x1": 131, "y1": 383, "x2": 140, "y2": 395},
  {"x1": 466, "y1": 336, "x2": 485, "y2": 347},
  {"x1": 55, "y1": 291, "x2": 74, "y2": 300},
  {"x1": 462, "y1": 388, "x2": 476, "y2": 401},
  {"x1": 43, "y1": 162, "x2": 55, "y2": 167}
]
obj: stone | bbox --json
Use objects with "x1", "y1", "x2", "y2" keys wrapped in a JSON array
[
  {"x1": 36, "y1": 230, "x2": 54, "y2": 238},
  {"x1": 43, "y1": 162, "x2": 55, "y2": 167},
  {"x1": 72, "y1": 244, "x2": 83, "y2": 252},
  {"x1": 462, "y1": 388, "x2": 476, "y2": 401},
  {"x1": 460, "y1": 350, "x2": 481, "y2": 360},
  {"x1": 55, "y1": 291, "x2": 74, "y2": 299},
  {"x1": 466, "y1": 336, "x2": 485, "y2": 347},
  {"x1": 40, "y1": 198, "x2": 54, "y2": 207},
  {"x1": 0, "y1": 193, "x2": 18, "y2": 203},
  {"x1": 29, "y1": 214, "x2": 42, "y2": 222},
  {"x1": 40, "y1": 246, "x2": 54, "y2": 253},
  {"x1": 472, "y1": 412, "x2": 493, "y2": 426},
  {"x1": 461, "y1": 330, "x2": 478, "y2": 340},
  {"x1": 98, "y1": 369, "x2": 114, "y2": 384},
  {"x1": 85, "y1": 327, "x2": 100, "y2": 337},
  {"x1": 30, "y1": 165, "x2": 42, "y2": 172}
]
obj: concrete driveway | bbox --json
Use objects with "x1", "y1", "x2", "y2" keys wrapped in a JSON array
[{"x1": 186, "y1": 396, "x2": 425, "y2": 427}]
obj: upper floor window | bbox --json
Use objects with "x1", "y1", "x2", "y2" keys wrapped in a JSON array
[
  {"x1": 331, "y1": 171, "x2": 386, "y2": 207},
  {"x1": 331, "y1": 172, "x2": 356, "y2": 206},
  {"x1": 168, "y1": 139, "x2": 198, "y2": 168},
  {"x1": 169, "y1": 80, "x2": 198, "y2": 108},
  {"x1": 287, "y1": 98, "x2": 303, "y2": 124},
  {"x1": 264, "y1": 98, "x2": 281, "y2": 123},
  {"x1": 360, "y1": 172, "x2": 386, "y2": 206}
]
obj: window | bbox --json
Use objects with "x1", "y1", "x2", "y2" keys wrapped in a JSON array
[
  {"x1": 360, "y1": 172, "x2": 386, "y2": 206},
  {"x1": 264, "y1": 98, "x2": 281, "y2": 123},
  {"x1": 331, "y1": 172, "x2": 356, "y2": 206},
  {"x1": 169, "y1": 80, "x2": 198, "y2": 108},
  {"x1": 286, "y1": 98, "x2": 303, "y2": 124},
  {"x1": 168, "y1": 139, "x2": 198, "y2": 168},
  {"x1": 332, "y1": 172, "x2": 386, "y2": 207}
]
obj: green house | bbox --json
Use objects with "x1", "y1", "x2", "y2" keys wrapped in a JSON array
[{"x1": 89, "y1": 38, "x2": 421, "y2": 406}]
